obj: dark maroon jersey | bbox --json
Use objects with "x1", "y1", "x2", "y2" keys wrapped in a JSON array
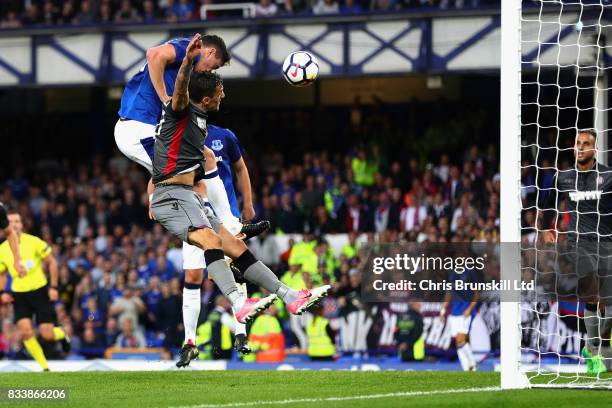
[{"x1": 153, "y1": 101, "x2": 208, "y2": 184}]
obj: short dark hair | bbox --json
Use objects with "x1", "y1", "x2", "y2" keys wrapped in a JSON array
[
  {"x1": 578, "y1": 128, "x2": 597, "y2": 140},
  {"x1": 188, "y1": 71, "x2": 223, "y2": 103},
  {"x1": 6, "y1": 208, "x2": 19, "y2": 216},
  {"x1": 201, "y1": 34, "x2": 231, "y2": 66}
]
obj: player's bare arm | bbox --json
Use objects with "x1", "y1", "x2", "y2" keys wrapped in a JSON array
[
  {"x1": 5, "y1": 226, "x2": 25, "y2": 277},
  {"x1": 463, "y1": 292, "x2": 479, "y2": 318},
  {"x1": 43, "y1": 252, "x2": 59, "y2": 302},
  {"x1": 146, "y1": 43, "x2": 177, "y2": 104},
  {"x1": 204, "y1": 146, "x2": 216, "y2": 172},
  {"x1": 172, "y1": 33, "x2": 202, "y2": 113},
  {"x1": 233, "y1": 157, "x2": 255, "y2": 221}
]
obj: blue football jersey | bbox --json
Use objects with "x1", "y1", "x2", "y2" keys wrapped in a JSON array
[
  {"x1": 119, "y1": 38, "x2": 198, "y2": 125},
  {"x1": 205, "y1": 124, "x2": 244, "y2": 218},
  {"x1": 448, "y1": 269, "x2": 479, "y2": 316}
]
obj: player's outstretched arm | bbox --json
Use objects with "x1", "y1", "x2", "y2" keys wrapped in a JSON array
[
  {"x1": 146, "y1": 43, "x2": 177, "y2": 104},
  {"x1": 172, "y1": 33, "x2": 202, "y2": 112},
  {"x1": 233, "y1": 157, "x2": 255, "y2": 221}
]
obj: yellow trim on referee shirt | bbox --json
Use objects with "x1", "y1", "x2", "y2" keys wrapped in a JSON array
[{"x1": 0, "y1": 233, "x2": 52, "y2": 292}]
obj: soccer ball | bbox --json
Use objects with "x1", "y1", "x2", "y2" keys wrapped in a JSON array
[{"x1": 282, "y1": 51, "x2": 319, "y2": 87}]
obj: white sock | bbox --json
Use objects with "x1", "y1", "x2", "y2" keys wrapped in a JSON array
[
  {"x1": 457, "y1": 343, "x2": 470, "y2": 371},
  {"x1": 204, "y1": 169, "x2": 242, "y2": 235},
  {"x1": 462, "y1": 342, "x2": 476, "y2": 369},
  {"x1": 228, "y1": 291, "x2": 246, "y2": 311},
  {"x1": 182, "y1": 287, "x2": 201, "y2": 345},
  {"x1": 235, "y1": 321, "x2": 247, "y2": 336},
  {"x1": 290, "y1": 314, "x2": 308, "y2": 349},
  {"x1": 235, "y1": 283, "x2": 248, "y2": 336}
]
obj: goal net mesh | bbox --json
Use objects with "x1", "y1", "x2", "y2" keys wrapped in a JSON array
[{"x1": 520, "y1": 0, "x2": 612, "y2": 388}]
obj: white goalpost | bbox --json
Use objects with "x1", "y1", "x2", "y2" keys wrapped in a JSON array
[
  {"x1": 501, "y1": 0, "x2": 612, "y2": 389},
  {"x1": 500, "y1": 0, "x2": 529, "y2": 391}
]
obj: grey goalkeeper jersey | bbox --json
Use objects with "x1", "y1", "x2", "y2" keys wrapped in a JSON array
[{"x1": 542, "y1": 161, "x2": 612, "y2": 242}]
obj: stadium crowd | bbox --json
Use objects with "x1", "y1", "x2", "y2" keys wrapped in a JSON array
[
  {"x1": 0, "y1": 0, "x2": 499, "y2": 28},
  {"x1": 0, "y1": 130, "x2": 500, "y2": 359}
]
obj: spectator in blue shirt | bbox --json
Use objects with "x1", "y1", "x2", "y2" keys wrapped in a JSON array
[
  {"x1": 172, "y1": 0, "x2": 195, "y2": 20},
  {"x1": 340, "y1": 0, "x2": 363, "y2": 13},
  {"x1": 96, "y1": 272, "x2": 115, "y2": 317},
  {"x1": 82, "y1": 296, "x2": 104, "y2": 333},
  {"x1": 142, "y1": 0, "x2": 158, "y2": 22},
  {"x1": 143, "y1": 276, "x2": 162, "y2": 329},
  {"x1": 155, "y1": 256, "x2": 175, "y2": 282},
  {"x1": 136, "y1": 253, "x2": 153, "y2": 282}
]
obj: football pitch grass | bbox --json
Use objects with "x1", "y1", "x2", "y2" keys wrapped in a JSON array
[{"x1": 0, "y1": 371, "x2": 609, "y2": 407}]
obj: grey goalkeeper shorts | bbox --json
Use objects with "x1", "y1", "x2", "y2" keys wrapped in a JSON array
[
  {"x1": 554, "y1": 240, "x2": 612, "y2": 301},
  {"x1": 151, "y1": 184, "x2": 221, "y2": 243}
]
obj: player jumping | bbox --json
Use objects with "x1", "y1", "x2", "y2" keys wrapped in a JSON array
[
  {"x1": 114, "y1": 33, "x2": 269, "y2": 238},
  {"x1": 541, "y1": 129, "x2": 612, "y2": 374},
  {"x1": 0, "y1": 209, "x2": 70, "y2": 371},
  {"x1": 182, "y1": 124, "x2": 256, "y2": 357},
  {"x1": 114, "y1": 33, "x2": 269, "y2": 359},
  {"x1": 149, "y1": 34, "x2": 330, "y2": 367}
]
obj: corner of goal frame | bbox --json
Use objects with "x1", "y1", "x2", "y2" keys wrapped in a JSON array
[{"x1": 501, "y1": 371, "x2": 530, "y2": 390}]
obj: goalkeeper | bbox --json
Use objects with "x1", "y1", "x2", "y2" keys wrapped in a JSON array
[{"x1": 540, "y1": 129, "x2": 612, "y2": 374}]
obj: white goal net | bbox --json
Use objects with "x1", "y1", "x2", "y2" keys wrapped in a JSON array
[{"x1": 507, "y1": 0, "x2": 612, "y2": 388}]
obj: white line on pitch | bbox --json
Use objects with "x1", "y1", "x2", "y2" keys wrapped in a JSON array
[{"x1": 171, "y1": 386, "x2": 502, "y2": 408}]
